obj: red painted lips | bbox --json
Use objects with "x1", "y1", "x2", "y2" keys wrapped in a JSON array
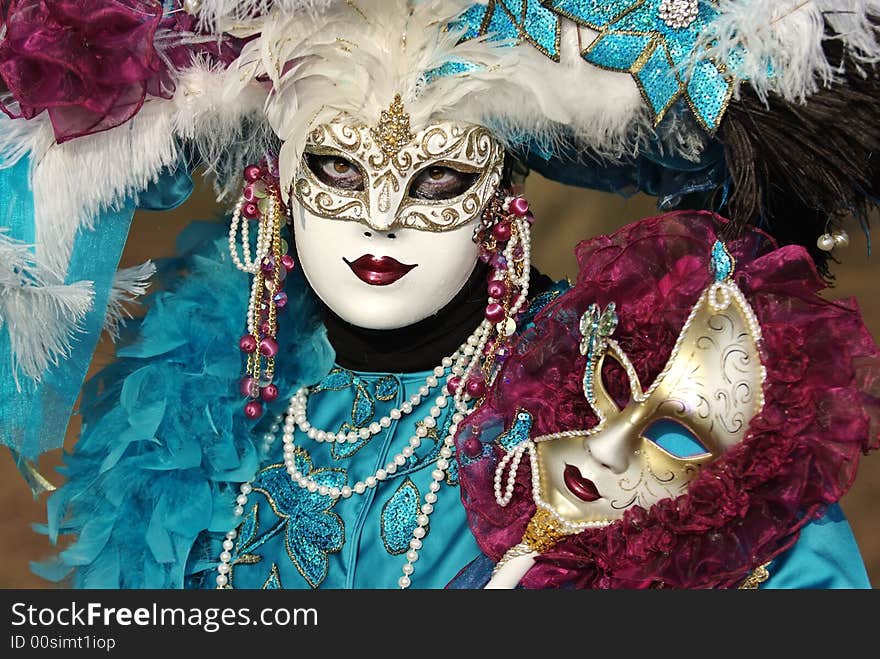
[
  {"x1": 563, "y1": 464, "x2": 601, "y2": 502},
  {"x1": 344, "y1": 254, "x2": 417, "y2": 286}
]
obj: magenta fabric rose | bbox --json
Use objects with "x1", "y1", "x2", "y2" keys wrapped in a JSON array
[{"x1": 0, "y1": 0, "x2": 166, "y2": 142}]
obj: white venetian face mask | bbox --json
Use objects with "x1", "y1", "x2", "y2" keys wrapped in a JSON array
[{"x1": 290, "y1": 103, "x2": 505, "y2": 330}]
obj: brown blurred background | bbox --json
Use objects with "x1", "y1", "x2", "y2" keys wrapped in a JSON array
[{"x1": 2, "y1": 173, "x2": 879, "y2": 588}]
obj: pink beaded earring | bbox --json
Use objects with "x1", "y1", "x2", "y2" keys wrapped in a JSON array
[
  {"x1": 451, "y1": 189, "x2": 534, "y2": 400},
  {"x1": 229, "y1": 159, "x2": 296, "y2": 419}
]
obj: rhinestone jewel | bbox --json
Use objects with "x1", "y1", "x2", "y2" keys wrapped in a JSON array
[{"x1": 658, "y1": 0, "x2": 699, "y2": 29}]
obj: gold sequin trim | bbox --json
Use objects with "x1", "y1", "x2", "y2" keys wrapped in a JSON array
[
  {"x1": 523, "y1": 507, "x2": 567, "y2": 553},
  {"x1": 738, "y1": 563, "x2": 771, "y2": 589}
]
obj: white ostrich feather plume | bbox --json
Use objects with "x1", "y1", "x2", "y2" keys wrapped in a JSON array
[
  {"x1": 700, "y1": 0, "x2": 880, "y2": 103},
  {"x1": 0, "y1": 229, "x2": 95, "y2": 390},
  {"x1": 227, "y1": 0, "x2": 650, "y2": 197}
]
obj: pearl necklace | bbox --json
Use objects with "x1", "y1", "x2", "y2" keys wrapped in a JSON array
[
  {"x1": 289, "y1": 363, "x2": 455, "y2": 445},
  {"x1": 217, "y1": 319, "x2": 493, "y2": 589}
]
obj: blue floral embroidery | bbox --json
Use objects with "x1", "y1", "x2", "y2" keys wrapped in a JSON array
[
  {"x1": 311, "y1": 368, "x2": 401, "y2": 459},
  {"x1": 381, "y1": 478, "x2": 422, "y2": 555},
  {"x1": 262, "y1": 564, "x2": 282, "y2": 590},
  {"x1": 251, "y1": 449, "x2": 347, "y2": 589}
]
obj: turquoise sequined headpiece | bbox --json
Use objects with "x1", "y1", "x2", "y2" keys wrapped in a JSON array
[{"x1": 451, "y1": 0, "x2": 738, "y2": 132}]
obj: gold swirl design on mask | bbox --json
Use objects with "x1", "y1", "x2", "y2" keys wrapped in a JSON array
[
  {"x1": 293, "y1": 117, "x2": 504, "y2": 232},
  {"x1": 314, "y1": 192, "x2": 365, "y2": 218}
]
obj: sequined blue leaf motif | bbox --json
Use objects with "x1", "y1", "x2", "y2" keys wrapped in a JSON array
[
  {"x1": 496, "y1": 410, "x2": 533, "y2": 451},
  {"x1": 262, "y1": 564, "x2": 282, "y2": 590},
  {"x1": 381, "y1": 478, "x2": 421, "y2": 555},
  {"x1": 456, "y1": 0, "x2": 561, "y2": 60},
  {"x1": 252, "y1": 450, "x2": 346, "y2": 589},
  {"x1": 351, "y1": 387, "x2": 373, "y2": 427},
  {"x1": 711, "y1": 240, "x2": 735, "y2": 282},
  {"x1": 314, "y1": 368, "x2": 354, "y2": 392},
  {"x1": 331, "y1": 429, "x2": 368, "y2": 460},
  {"x1": 445, "y1": 457, "x2": 460, "y2": 486},
  {"x1": 374, "y1": 376, "x2": 399, "y2": 402},
  {"x1": 450, "y1": 3, "x2": 489, "y2": 41},
  {"x1": 552, "y1": 0, "x2": 730, "y2": 131},
  {"x1": 237, "y1": 503, "x2": 259, "y2": 550}
]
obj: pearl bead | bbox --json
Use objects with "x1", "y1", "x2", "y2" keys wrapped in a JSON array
[
  {"x1": 369, "y1": 422, "x2": 381, "y2": 434},
  {"x1": 433, "y1": 366, "x2": 445, "y2": 377},
  {"x1": 220, "y1": 551, "x2": 231, "y2": 562},
  {"x1": 817, "y1": 233, "x2": 835, "y2": 251},
  {"x1": 218, "y1": 563, "x2": 230, "y2": 574},
  {"x1": 236, "y1": 494, "x2": 248, "y2": 505},
  {"x1": 341, "y1": 486, "x2": 352, "y2": 498},
  {"x1": 413, "y1": 527, "x2": 426, "y2": 539},
  {"x1": 365, "y1": 476, "x2": 377, "y2": 488},
  {"x1": 223, "y1": 540, "x2": 234, "y2": 551},
  {"x1": 421, "y1": 503, "x2": 434, "y2": 514},
  {"x1": 376, "y1": 469, "x2": 387, "y2": 480},
  {"x1": 394, "y1": 454, "x2": 407, "y2": 466},
  {"x1": 385, "y1": 462, "x2": 397, "y2": 474},
  {"x1": 234, "y1": 505, "x2": 244, "y2": 516},
  {"x1": 406, "y1": 550, "x2": 419, "y2": 562},
  {"x1": 379, "y1": 416, "x2": 391, "y2": 428},
  {"x1": 358, "y1": 427, "x2": 371, "y2": 439},
  {"x1": 240, "y1": 483, "x2": 252, "y2": 494},
  {"x1": 390, "y1": 409, "x2": 402, "y2": 420},
  {"x1": 354, "y1": 482, "x2": 366, "y2": 494},
  {"x1": 402, "y1": 564, "x2": 414, "y2": 575},
  {"x1": 402, "y1": 446, "x2": 414, "y2": 457},
  {"x1": 398, "y1": 576, "x2": 411, "y2": 588},
  {"x1": 431, "y1": 469, "x2": 445, "y2": 481},
  {"x1": 216, "y1": 574, "x2": 228, "y2": 587},
  {"x1": 410, "y1": 539, "x2": 423, "y2": 550},
  {"x1": 833, "y1": 230, "x2": 850, "y2": 247}
]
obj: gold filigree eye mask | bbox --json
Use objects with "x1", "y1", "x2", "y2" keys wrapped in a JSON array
[{"x1": 292, "y1": 102, "x2": 505, "y2": 233}]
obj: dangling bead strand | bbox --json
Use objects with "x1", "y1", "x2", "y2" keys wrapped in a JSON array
[{"x1": 231, "y1": 160, "x2": 296, "y2": 419}]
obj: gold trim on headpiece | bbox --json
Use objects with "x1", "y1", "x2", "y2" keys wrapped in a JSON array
[{"x1": 372, "y1": 94, "x2": 414, "y2": 156}]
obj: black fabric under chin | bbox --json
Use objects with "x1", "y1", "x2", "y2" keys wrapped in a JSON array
[{"x1": 319, "y1": 262, "x2": 554, "y2": 373}]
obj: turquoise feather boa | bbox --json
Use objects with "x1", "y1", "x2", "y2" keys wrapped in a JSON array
[{"x1": 33, "y1": 221, "x2": 334, "y2": 588}]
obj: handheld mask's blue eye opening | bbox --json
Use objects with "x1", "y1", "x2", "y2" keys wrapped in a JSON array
[{"x1": 643, "y1": 418, "x2": 710, "y2": 459}]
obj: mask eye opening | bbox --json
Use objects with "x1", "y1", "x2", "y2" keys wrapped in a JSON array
[
  {"x1": 643, "y1": 418, "x2": 711, "y2": 460},
  {"x1": 305, "y1": 152, "x2": 366, "y2": 192},
  {"x1": 407, "y1": 164, "x2": 479, "y2": 201}
]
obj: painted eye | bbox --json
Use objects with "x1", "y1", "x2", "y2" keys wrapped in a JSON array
[
  {"x1": 409, "y1": 165, "x2": 478, "y2": 200},
  {"x1": 643, "y1": 419, "x2": 710, "y2": 459},
  {"x1": 306, "y1": 153, "x2": 365, "y2": 191}
]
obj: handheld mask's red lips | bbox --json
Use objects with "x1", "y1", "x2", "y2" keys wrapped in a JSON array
[
  {"x1": 564, "y1": 464, "x2": 601, "y2": 502},
  {"x1": 344, "y1": 254, "x2": 417, "y2": 286}
]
